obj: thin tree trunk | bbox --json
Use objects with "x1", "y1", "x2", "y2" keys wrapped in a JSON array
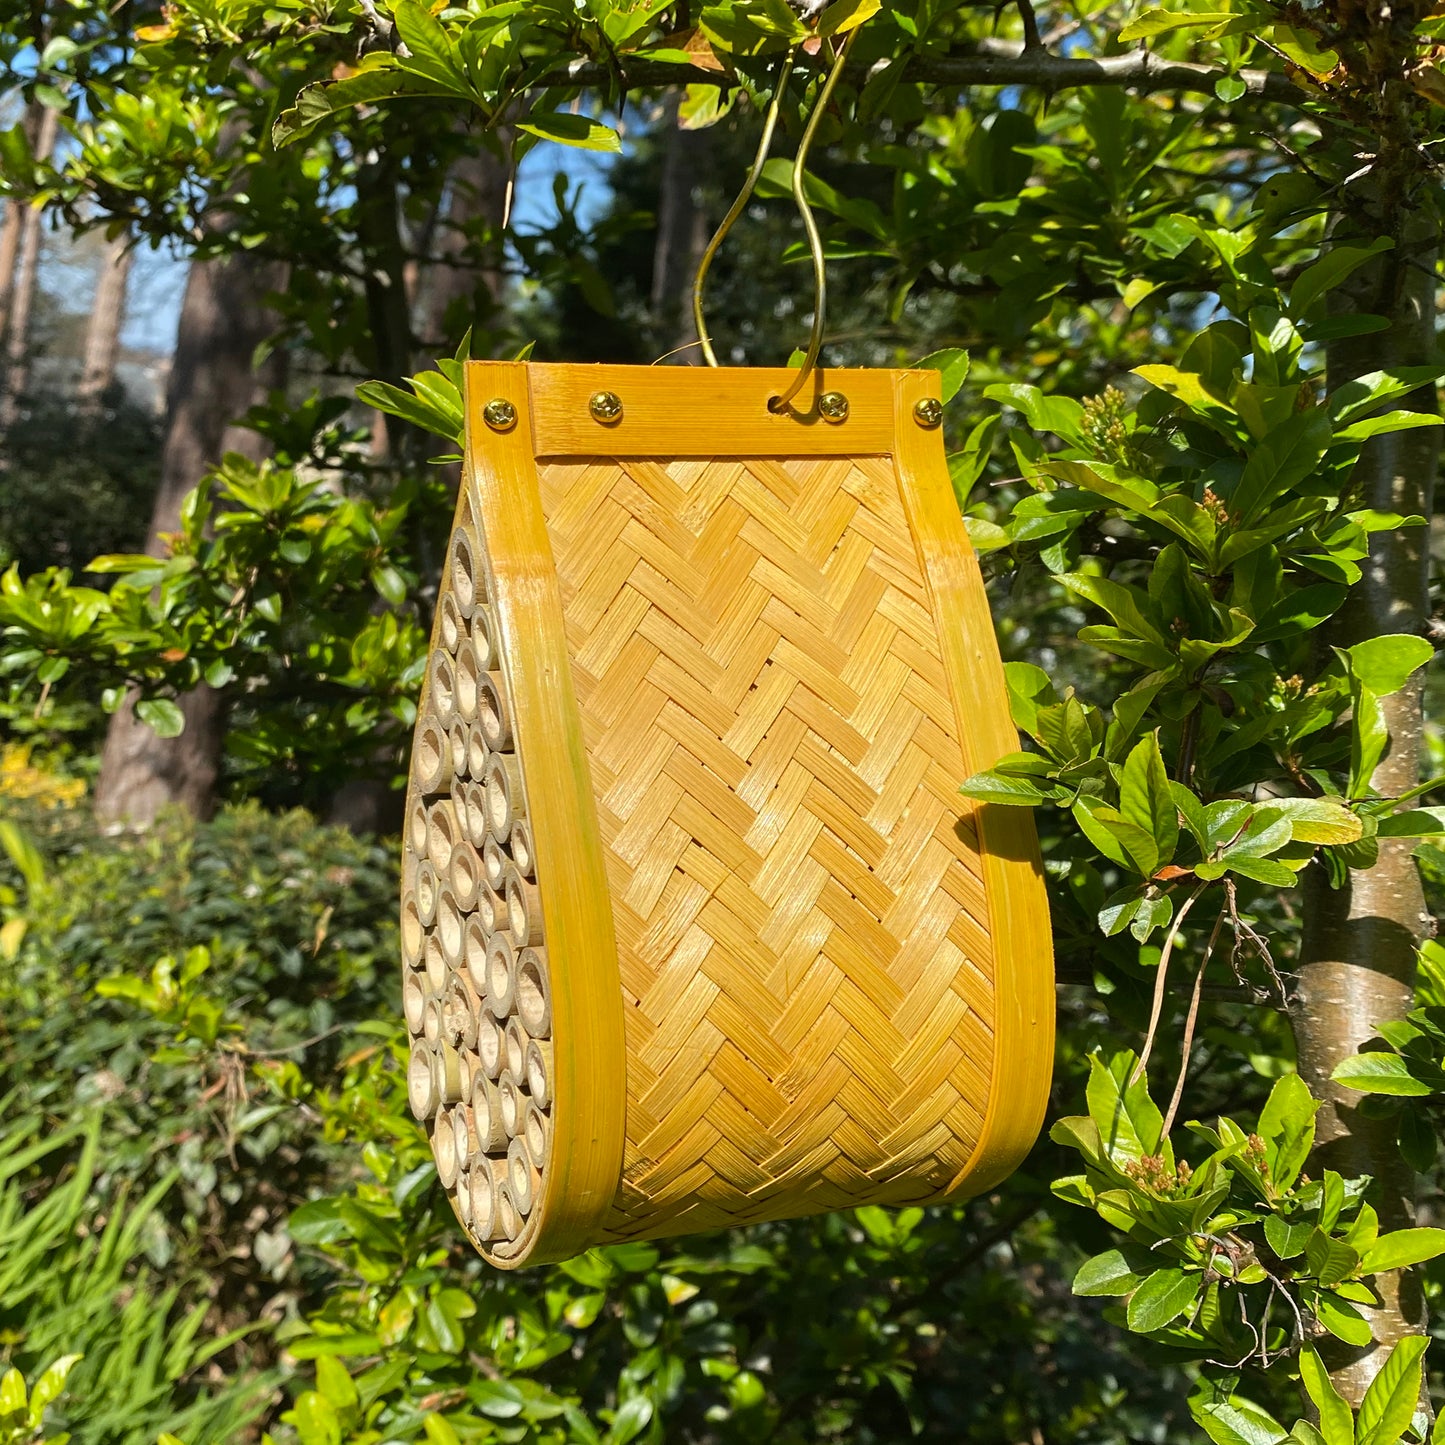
[
  {"x1": 0, "y1": 105, "x2": 59, "y2": 426},
  {"x1": 93, "y1": 250, "x2": 286, "y2": 827},
  {"x1": 1295, "y1": 193, "x2": 1440, "y2": 1404},
  {"x1": 650, "y1": 97, "x2": 711, "y2": 363},
  {"x1": 0, "y1": 101, "x2": 50, "y2": 353},
  {"x1": 77, "y1": 234, "x2": 134, "y2": 408}
]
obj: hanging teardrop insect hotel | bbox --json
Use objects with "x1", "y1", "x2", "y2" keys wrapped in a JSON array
[{"x1": 399, "y1": 36, "x2": 1054, "y2": 1269}]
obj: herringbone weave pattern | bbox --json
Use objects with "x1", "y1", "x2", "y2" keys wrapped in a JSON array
[{"x1": 537, "y1": 452, "x2": 996, "y2": 1241}]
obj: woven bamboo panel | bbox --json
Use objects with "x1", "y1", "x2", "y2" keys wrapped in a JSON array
[{"x1": 401, "y1": 363, "x2": 1054, "y2": 1268}]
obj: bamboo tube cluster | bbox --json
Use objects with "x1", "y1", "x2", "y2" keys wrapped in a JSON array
[{"x1": 400, "y1": 500, "x2": 554, "y2": 1252}]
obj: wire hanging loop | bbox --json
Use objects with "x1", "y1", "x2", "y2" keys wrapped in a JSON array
[
  {"x1": 770, "y1": 25, "x2": 861, "y2": 415},
  {"x1": 692, "y1": 46, "x2": 799, "y2": 369}
]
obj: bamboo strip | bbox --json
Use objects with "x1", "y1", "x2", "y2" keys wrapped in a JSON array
[
  {"x1": 515, "y1": 949, "x2": 552, "y2": 1038},
  {"x1": 413, "y1": 717, "x2": 451, "y2": 794},
  {"x1": 510, "y1": 817, "x2": 535, "y2": 879},
  {"x1": 485, "y1": 932, "x2": 517, "y2": 1018},
  {"x1": 503, "y1": 861, "x2": 543, "y2": 948},
  {"x1": 478, "y1": 672, "x2": 514, "y2": 751},
  {"x1": 524, "y1": 1038, "x2": 553, "y2": 1109}
]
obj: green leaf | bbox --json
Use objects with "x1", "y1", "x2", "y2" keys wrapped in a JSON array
[
  {"x1": 1086, "y1": 1052, "x2": 1164, "y2": 1164},
  {"x1": 1360, "y1": 1228, "x2": 1445, "y2": 1273},
  {"x1": 1264, "y1": 1215, "x2": 1313, "y2": 1260},
  {"x1": 1127, "y1": 1266, "x2": 1201, "y2": 1332},
  {"x1": 1332, "y1": 1052, "x2": 1437, "y2": 1097},
  {"x1": 1343, "y1": 635, "x2": 1434, "y2": 697},
  {"x1": 1232, "y1": 408, "x2": 1333, "y2": 524},
  {"x1": 135, "y1": 697, "x2": 186, "y2": 738},
  {"x1": 816, "y1": 0, "x2": 883, "y2": 34},
  {"x1": 1298, "y1": 1348, "x2": 1353, "y2": 1445},
  {"x1": 959, "y1": 770, "x2": 1050, "y2": 805},
  {"x1": 516, "y1": 112, "x2": 622, "y2": 152},
  {"x1": 1190, "y1": 1395, "x2": 1288, "y2": 1445},
  {"x1": 1305, "y1": 1227, "x2": 1360, "y2": 1287},
  {"x1": 1073, "y1": 1249, "x2": 1144, "y2": 1296},
  {"x1": 606, "y1": 1396, "x2": 654, "y2": 1445},
  {"x1": 1119, "y1": 734, "x2": 1178, "y2": 873},
  {"x1": 1315, "y1": 1291, "x2": 1373, "y2": 1347},
  {"x1": 0, "y1": 1368, "x2": 24, "y2": 1417},
  {"x1": 0, "y1": 820, "x2": 45, "y2": 892},
  {"x1": 1357, "y1": 1334, "x2": 1427, "y2": 1445},
  {"x1": 1261, "y1": 797, "x2": 1364, "y2": 845},
  {"x1": 1118, "y1": 9, "x2": 1235, "y2": 40},
  {"x1": 911, "y1": 348, "x2": 970, "y2": 403}
]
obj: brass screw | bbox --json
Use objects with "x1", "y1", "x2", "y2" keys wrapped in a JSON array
[
  {"x1": 483, "y1": 398, "x2": 517, "y2": 431},
  {"x1": 589, "y1": 390, "x2": 623, "y2": 424},
  {"x1": 913, "y1": 397, "x2": 944, "y2": 429},
  {"x1": 818, "y1": 391, "x2": 849, "y2": 423}
]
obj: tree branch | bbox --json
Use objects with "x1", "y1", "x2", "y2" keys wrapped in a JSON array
[{"x1": 565, "y1": 40, "x2": 1307, "y2": 107}]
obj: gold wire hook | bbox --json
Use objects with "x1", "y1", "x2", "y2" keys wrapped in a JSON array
[
  {"x1": 770, "y1": 25, "x2": 861, "y2": 415},
  {"x1": 692, "y1": 46, "x2": 798, "y2": 369}
]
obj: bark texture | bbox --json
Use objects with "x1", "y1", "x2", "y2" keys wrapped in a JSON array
[
  {"x1": 77, "y1": 234, "x2": 134, "y2": 407},
  {"x1": 1295, "y1": 197, "x2": 1440, "y2": 1403},
  {"x1": 0, "y1": 101, "x2": 50, "y2": 354},
  {"x1": 651, "y1": 99, "x2": 711, "y2": 362},
  {"x1": 93, "y1": 250, "x2": 286, "y2": 827},
  {"x1": 0, "y1": 105, "x2": 59, "y2": 426}
]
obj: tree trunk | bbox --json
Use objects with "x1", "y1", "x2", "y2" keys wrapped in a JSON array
[
  {"x1": 650, "y1": 97, "x2": 711, "y2": 363},
  {"x1": 93, "y1": 250, "x2": 286, "y2": 827},
  {"x1": 0, "y1": 101, "x2": 51, "y2": 354},
  {"x1": 0, "y1": 105, "x2": 59, "y2": 427},
  {"x1": 77, "y1": 234, "x2": 134, "y2": 408},
  {"x1": 1294, "y1": 194, "x2": 1440, "y2": 1404}
]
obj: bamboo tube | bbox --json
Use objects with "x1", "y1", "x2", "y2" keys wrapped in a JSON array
[
  {"x1": 435, "y1": 1042, "x2": 465, "y2": 1105},
  {"x1": 503, "y1": 1017, "x2": 527, "y2": 1080},
  {"x1": 463, "y1": 915, "x2": 490, "y2": 995},
  {"x1": 449, "y1": 841, "x2": 481, "y2": 911},
  {"x1": 458, "y1": 1049, "x2": 479, "y2": 1104},
  {"x1": 439, "y1": 589, "x2": 464, "y2": 655},
  {"x1": 407, "y1": 796, "x2": 429, "y2": 858},
  {"x1": 450, "y1": 524, "x2": 481, "y2": 619},
  {"x1": 454, "y1": 638, "x2": 482, "y2": 724},
  {"x1": 465, "y1": 722, "x2": 489, "y2": 783},
  {"x1": 459, "y1": 779, "x2": 489, "y2": 850},
  {"x1": 432, "y1": 1109, "x2": 460, "y2": 1189},
  {"x1": 507, "y1": 1137, "x2": 538, "y2": 1214},
  {"x1": 476, "y1": 1015, "x2": 505, "y2": 1082},
  {"x1": 426, "y1": 799, "x2": 460, "y2": 877},
  {"x1": 430, "y1": 650, "x2": 459, "y2": 728},
  {"x1": 509, "y1": 817, "x2": 535, "y2": 879},
  {"x1": 413, "y1": 716, "x2": 451, "y2": 794},
  {"x1": 472, "y1": 604, "x2": 498, "y2": 671},
  {"x1": 415, "y1": 859, "x2": 440, "y2": 927},
  {"x1": 448, "y1": 722, "x2": 469, "y2": 781},
  {"x1": 443, "y1": 973, "x2": 481, "y2": 1050},
  {"x1": 524, "y1": 1098, "x2": 549, "y2": 1167},
  {"x1": 472, "y1": 1078, "x2": 509, "y2": 1152},
  {"x1": 408, "y1": 1047, "x2": 438, "y2": 1120},
  {"x1": 497, "y1": 1180, "x2": 522, "y2": 1240},
  {"x1": 422, "y1": 994, "x2": 444, "y2": 1047},
  {"x1": 453, "y1": 1168, "x2": 473, "y2": 1230},
  {"x1": 402, "y1": 972, "x2": 427, "y2": 1036},
  {"x1": 498, "y1": 1070, "x2": 524, "y2": 1138},
  {"x1": 484, "y1": 755, "x2": 524, "y2": 842},
  {"x1": 401, "y1": 891, "x2": 424, "y2": 968},
  {"x1": 436, "y1": 886, "x2": 465, "y2": 969},
  {"x1": 481, "y1": 836, "x2": 507, "y2": 894},
  {"x1": 485, "y1": 932, "x2": 517, "y2": 1019},
  {"x1": 516, "y1": 949, "x2": 552, "y2": 1038},
  {"x1": 503, "y1": 860, "x2": 543, "y2": 948},
  {"x1": 476, "y1": 882, "x2": 504, "y2": 936},
  {"x1": 477, "y1": 672, "x2": 514, "y2": 751},
  {"x1": 524, "y1": 1038, "x2": 553, "y2": 1109},
  {"x1": 450, "y1": 1102, "x2": 477, "y2": 1172},
  {"x1": 424, "y1": 931, "x2": 448, "y2": 992},
  {"x1": 470, "y1": 1158, "x2": 508, "y2": 1242}
]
